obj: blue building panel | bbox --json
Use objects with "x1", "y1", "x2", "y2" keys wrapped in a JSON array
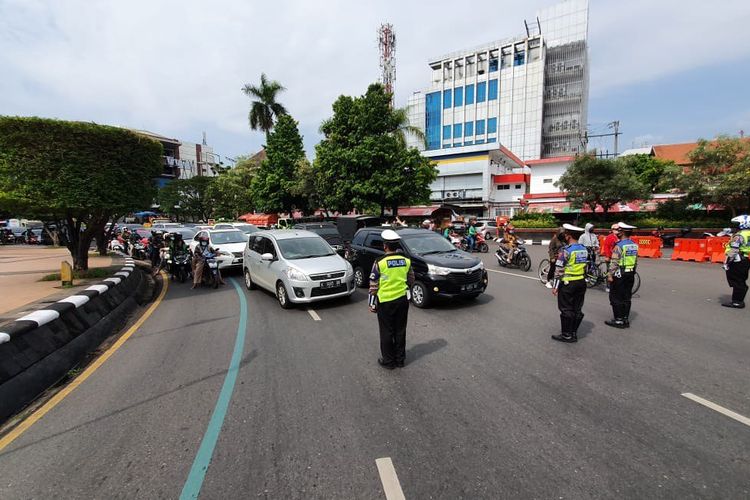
[
  {"x1": 425, "y1": 91, "x2": 441, "y2": 150},
  {"x1": 488, "y1": 79, "x2": 498, "y2": 100},
  {"x1": 443, "y1": 89, "x2": 452, "y2": 109},
  {"x1": 465, "y1": 84, "x2": 475, "y2": 105},
  {"x1": 477, "y1": 82, "x2": 486, "y2": 103},
  {"x1": 454, "y1": 86, "x2": 463, "y2": 107},
  {"x1": 487, "y1": 118, "x2": 497, "y2": 134}
]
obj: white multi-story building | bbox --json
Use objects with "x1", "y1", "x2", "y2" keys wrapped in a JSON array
[
  {"x1": 406, "y1": 0, "x2": 589, "y2": 217},
  {"x1": 132, "y1": 130, "x2": 220, "y2": 186}
]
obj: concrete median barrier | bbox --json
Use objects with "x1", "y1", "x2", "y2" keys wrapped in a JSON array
[{"x1": 0, "y1": 258, "x2": 152, "y2": 422}]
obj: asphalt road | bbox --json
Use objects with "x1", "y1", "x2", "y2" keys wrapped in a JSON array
[{"x1": 0, "y1": 246, "x2": 748, "y2": 499}]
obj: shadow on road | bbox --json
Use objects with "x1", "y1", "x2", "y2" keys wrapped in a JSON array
[
  {"x1": 0, "y1": 349, "x2": 259, "y2": 458},
  {"x1": 407, "y1": 338, "x2": 448, "y2": 365}
]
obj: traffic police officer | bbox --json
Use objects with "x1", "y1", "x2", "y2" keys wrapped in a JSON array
[
  {"x1": 369, "y1": 229, "x2": 415, "y2": 368},
  {"x1": 606, "y1": 222, "x2": 639, "y2": 328},
  {"x1": 722, "y1": 214, "x2": 750, "y2": 309},
  {"x1": 551, "y1": 224, "x2": 588, "y2": 343}
]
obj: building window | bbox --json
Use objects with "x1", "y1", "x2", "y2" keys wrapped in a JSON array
[
  {"x1": 488, "y1": 79, "x2": 498, "y2": 100},
  {"x1": 501, "y1": 46, "x2": 512, "y2": 69},
  {"x1": 453, "y1": 142, "x2": 462, "y2": 147},
  {"x1": 454, "y1": 86, "x2": 463, "y2": 107},
  {"x1": 455, "y1": 60, "x2": 463, "y2": 79},
  {"x1": 443, "y1": 89, "x2": 452, "y2": 109},
  {"x1": 477, "y1": 53, "x2": 487, "y2": 74},
  {"x1": 489, "y1": 49, "x2": 499, "y2": 72},
  {"x1": 465, "y1": 84, "x2": 474, "y2": 105},
  {"x1": 476, "y1": 119, "x2": 485, "y2": 135},
  {"x1": 487, "y1": 137, "x2": 497, "y2": 143},
  {"x1": 487, "y1": 118, "x2": 497, "y2": 134},
  {"x1": 466, "y1": 56, "x2": 475, "y2": 77},
  {"x1": 443, "y1": 125, "x2": 451, "y2": 140},
  {"x1": 464, "y1": 121, "x2": 473, "y2": 137},
  {"x1": 464, "y1": 141, "x2": 473, "y2": 146},
  {"x1": 514, "y1": 46, "x2": 525, "y2": 66},
  {"x1": 443, "y1": 61, "x2": 452, "y2": 81},
  {"x1": 477, "y1": 81, "x2": 486, "y2": 102},
  {"x1": 515, "y1": 184, "x2": 522, "y2": 189},
  {"x1": 497, "y1": 184, "x2": 510, "y2": 190},
  {"x1": 543, "y1": 178, "x2": 553, "y2": 184},
  {"x1": 476, "y1": 139, "x2": 485, "y2": 144},
  {"x1": 425, "y1": 92, "x2": 441, "y2": 150},
  {"x1": 443, "y1": 143, "x2": 452, "y2": 148},
  {"x1": 453, "y1": 123, "x2": 462, "y2": 138}
]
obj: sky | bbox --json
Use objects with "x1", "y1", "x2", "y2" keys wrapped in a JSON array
[{"x1": 1, "y1": 0, "x2": 749, "y2": 162}]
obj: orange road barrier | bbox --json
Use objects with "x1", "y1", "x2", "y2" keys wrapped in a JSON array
[
  {"x1": 671, "y1": 239, "x2": 687, "y2": 261},
  {"x1": 685, "y1": 239, "x2": 709, "y2": 262},
  {"x1": 706, "y1": 236, "x2": 730, "y2": 263},
  {"x1": 636, "y1": 236, "x2": 663, "y2": 258}
]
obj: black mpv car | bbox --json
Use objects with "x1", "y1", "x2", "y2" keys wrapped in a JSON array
[{"x1": 347, "y1": 227, "x2": 488, "y2": 307}]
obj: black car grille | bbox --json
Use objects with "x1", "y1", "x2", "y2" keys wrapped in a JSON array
[
  {"x1": 232, "y1": 252, "x2": 243, "y2": 257},
  {"x1": 448, "y1": 268, "x2": 483, "y2": 284},
  {"x1": 310, "y1": 284, "x2": 348, "y2": 297},
  {"x1": 310, "y1": 271, "x2": 346, "y2": 281}
]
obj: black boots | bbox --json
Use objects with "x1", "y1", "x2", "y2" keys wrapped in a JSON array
[
  {"x1": 551, "y1": 332, "x2": 577, "y2": 343},
  {"x1": 605, "y1": 318, "x2": 629, "y2": 329},
  {"x1": 721, "y1": 302, "x2": 745, "y2": 309}
]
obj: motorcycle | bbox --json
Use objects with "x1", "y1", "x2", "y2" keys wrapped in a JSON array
[
  {"x1": 169, "y1": 252, "x2": 192, "y2": 283},
  {"x1": 657, "y1": 227, "x2": 691, "y2": 248},
  {"x1": 495, "y1": 238, "x2": 532, "y2": 271},
  {"x1": 130, "y1": 238, "x2": 149, "y2": 260},
  {"x1": 201, "y1": 250, "x2": 220, "y2": 289},
  {"x1": 460, "y1": 232, "x2": 489, "y2": 253},
  {"x1": 0, "y1": 229, "x2": 15, "y2": 245}
]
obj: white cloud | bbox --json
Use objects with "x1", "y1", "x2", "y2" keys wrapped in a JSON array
[{"x1": 1, "y1": 0, "x2": 748, "y2": 158}]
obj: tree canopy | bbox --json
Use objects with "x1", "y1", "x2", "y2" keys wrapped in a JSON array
[
  {"x1": 0, "y1": 116, "x2": 162, "y2": 269},
  {"x1": 313, "y1": 83, "x2": 437, "y2": 215},
  {"x1": 159, "y1": 176, "x2": 217, "y2": 222},
  {"x1": 618, "y1": 154, "x2": 679, "y2": 193},
  {"x1": 677, "y1": 136, "x2": 750, "y2": 216},
  {"x1": 242, "y1": 73, "x2": 287, "y2": 138},
  {"x1": 556, "y1": 155, "x2": 649, "y2": 215}
]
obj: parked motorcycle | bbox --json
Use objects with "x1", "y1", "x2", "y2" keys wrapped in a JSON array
[
  {"x1": 495, "y1": 238, "x2": 532, "y2": 271},
  {"x1": 169, "y1": 252, "x2": 192, "y2": 283}
]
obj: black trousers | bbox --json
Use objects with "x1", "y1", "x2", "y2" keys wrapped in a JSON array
[
  {"x1": 558, "y1": 280, "x2": 586, "y2": 333},
  {"x1": 377, "y1": 296, "x2": 409, "y2": 365},
  {"x1": 726, "y1": 258, "x2": 750, "y2": 303},
  {"x1": 610, "y1": 272, "x2": 635, "y2": 319},
  {"x1": 546, "y1": 257, "x2": 556, "y2": 282}
]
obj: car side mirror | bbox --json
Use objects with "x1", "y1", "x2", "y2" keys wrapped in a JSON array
[{"x1": 261, "y1": 253, "x2": 274, "y2": 261}]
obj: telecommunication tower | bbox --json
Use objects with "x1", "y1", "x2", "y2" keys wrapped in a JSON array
[{"x1": 378, "y1": 23, "x2": 396, "y2": 104}]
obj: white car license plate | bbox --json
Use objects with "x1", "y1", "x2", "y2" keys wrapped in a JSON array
[
  {"x1": 321, "y1": 279, "x2": 341, "y2": 289},
  {"x1": 462, "y1": 283, "x2": 478, "y2": 291}
]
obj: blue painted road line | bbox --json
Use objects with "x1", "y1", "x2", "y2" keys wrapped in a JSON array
[{"x1": 180, "y1": 279, "x2": 248, "y2": 500}]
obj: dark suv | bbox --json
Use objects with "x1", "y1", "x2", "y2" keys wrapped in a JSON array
[
  {"x1": 293, "y1": 223, "x2": 345, "y2": 255},
  {"x1": 347, "y1": 227, "x2": 488, "y2": 307}
]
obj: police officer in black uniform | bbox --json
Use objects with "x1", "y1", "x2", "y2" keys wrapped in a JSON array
[
  {"x1": 369, "y1": 229, "x2": 415, "y2": 369},
  {"x1": 551, "y1": 224, "x2": 588, "y2": 343}
]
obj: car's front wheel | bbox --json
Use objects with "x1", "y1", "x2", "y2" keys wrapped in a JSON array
[
  {"x1": 276, "y1": 281, "x2": 293, "y2": 309},
  {"x1": 353, "y1": 266, "x2": 367, "y2": 288},
  {"x1": 410, "y1": 281, "x2": 431, "y2": 308}
]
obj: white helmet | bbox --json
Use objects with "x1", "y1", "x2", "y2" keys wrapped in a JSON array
[
  {"x1": 731, "y1": 215, "x2": 750, "y2": 230},
  {"x1": 381, "y1": 229, "x2": 401, "y2": 241}
]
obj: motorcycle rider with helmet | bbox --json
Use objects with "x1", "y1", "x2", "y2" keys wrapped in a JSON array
[
  {"x1": 499, "y1": 223, "x2": 519, "y2": 264},
  {"x1": 192, "y1": 234, "x2": 225, "y2": 289}
]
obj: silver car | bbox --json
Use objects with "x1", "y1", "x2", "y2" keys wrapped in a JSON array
[{"x1": 242, "y1": 230, "x2": 355, "y2": 308}]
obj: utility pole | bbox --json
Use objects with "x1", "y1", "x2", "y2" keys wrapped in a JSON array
[
  {"x1": 585, "y1": 120, "x2": 622, "y2": 157},
  {"x1": 612, "y1": 121, "x2": 620, "y2": 156}
]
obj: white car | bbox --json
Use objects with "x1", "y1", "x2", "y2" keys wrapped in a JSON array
[
  {"x1": 473, "y1": 219, "x2": 499, "y2": 240},
  {"x1": 189, "y1": 229, "x2": 248, "y2": 270},
  {"x1": 243, "y1": 230, "x2": 355, "y2": 308}
]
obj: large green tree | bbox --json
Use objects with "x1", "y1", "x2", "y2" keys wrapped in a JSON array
[
  {"x1": 556, "y1": 155, "x2": 649, "y2": 216},
  {"x1": 619, "y1": 154, "x2": 679, "y2": 193},
  {"x1": 0, "y1": 116, "x2": 162, "y2": 269},
  {"x1": 314, "y1": 83, "x2": 437, "y2": 215},
  {"x1": 159, "y1": 176, "x2": 217, "y2": 222},
  {"x1": 676, "y1": 136, "x2": 750, "y2": 216},
  {"x1": 250, "y1": 114, "x2": 307, "y2": 213},
  {"x1": 242, "y1": 73, "x2": 288, "y2": 138},
  {"x1": 209, "y1": 155, "x2": 259, "y2": 220}
]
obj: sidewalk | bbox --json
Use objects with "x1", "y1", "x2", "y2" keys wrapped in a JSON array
[{"x1": 0, "y1": 246, "x2": 117, "y2": 320}]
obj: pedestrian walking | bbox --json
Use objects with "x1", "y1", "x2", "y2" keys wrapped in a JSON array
[
  {"x1": 722, "y1": 215, "x2": 750, "y2": 309},
  {"x1": 369, "y1": 229, "x2": 415, "y2": 368},
  {"x1": 605, "y1": 222, "x2": 639, "y2": 328},
  {"x1": 551, "y1": 224, "x2": 588, "y2": 343}
]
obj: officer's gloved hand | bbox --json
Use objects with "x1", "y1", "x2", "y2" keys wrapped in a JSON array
[{"x1": 722, "y1": 263, "x2": 729, "y2": 271}]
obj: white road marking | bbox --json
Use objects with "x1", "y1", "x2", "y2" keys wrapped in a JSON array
[
  {"x1": 486, "y1": 268, "x2": 539, "y2": 281},
  {"x1": 307, "y1": 309, "x2": 321, "y2": 321},
  {"x1": 376, "y1": 457, "x2": 406, "y2": 500},
  {"x1": 682, "y1": 393, "x2": 750, "y2": 427}
]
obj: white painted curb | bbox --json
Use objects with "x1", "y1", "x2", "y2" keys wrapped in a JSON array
[
  {"x1": 58, "y1": 295, "x2": 90, "y2": 308},
  {"x1": 17, "y1": 310, "x2": 61, "y2": 327}
]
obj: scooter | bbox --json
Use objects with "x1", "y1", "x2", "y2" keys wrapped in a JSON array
[
  {"x1": 495, "y1": 238, "x2": 532, "y2": 271},
  {"x1": 169, "y1": 252, "x2": 192, "y2": 283},
  {"x1": 201, "y1": 250, "x2": 220, "y2": 289},
  {"x1": 131, "y1": 238, "x2": 149, "y2": 260},
  {"x1": 460, "y1": 233, "x2": 489, "y2": 253}
]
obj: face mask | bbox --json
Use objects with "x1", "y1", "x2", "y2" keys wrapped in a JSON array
[
  {"x1": 200, "y1": 241, "x2": 208, "y2": 247},
  {"x1": 557, "y1": 233, "x2": 566, "y2": 243}
]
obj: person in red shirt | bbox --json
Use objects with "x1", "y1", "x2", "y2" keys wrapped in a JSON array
[{"x1": 602, "y1": 223, "x2": 620, "y2": 263}]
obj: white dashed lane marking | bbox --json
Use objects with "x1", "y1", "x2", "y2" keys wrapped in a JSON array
[
  {"x1": 307, "y1": 309, "x2": 321, "y2": 321},
  {"x1": 376, "y1": 457, "x2": 406, "y2": 500}
]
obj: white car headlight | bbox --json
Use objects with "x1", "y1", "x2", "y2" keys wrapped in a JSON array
[
  {"x1": 427, "y1": 263, "x2": 453, "y2": 276},
  {"x1": 345, "y1": 261, "x2": 353, "y2": 275},
  {"x1": 479, "y1": 261, "x2": 484, "y2": 270},
  {"x1": 286, "y1": 267, "x2": 307, "y2": 281}
]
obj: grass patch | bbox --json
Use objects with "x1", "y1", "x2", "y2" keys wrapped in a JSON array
[{"x1": 39, "y1": 266, "x2": 120, "y2": 282}]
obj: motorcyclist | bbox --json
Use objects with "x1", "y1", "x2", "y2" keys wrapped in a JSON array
[
  {"x1": 467, "y1": 219, "x2": 478, "y2": 252},
  {"x1": 120, "y1": 227, "x2": 131, "y2": 254},
  {"x1": 148, "y1": 230, "x2": 165, "y2": 271},
  {"x1": 499, "y1": 223, "x2": 518, "y2": 263},
  {"x1": 192, "y1": 234, "x2": 225, "y2": 289}
]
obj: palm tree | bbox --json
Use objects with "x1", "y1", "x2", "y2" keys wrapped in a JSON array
[
  {"x1": 242, "y1": 73, "x2": 288, "y2": 138},
  {"x1": 392, "y1": 106, "x2": 426, "y2": 148}
]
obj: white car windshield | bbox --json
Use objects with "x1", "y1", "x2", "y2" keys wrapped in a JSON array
[
  {"x1": 277, "y1": 237, "x2": 335, "y2": 259},
  {"x1": 401, "y1": 234, "x2": 457, "y2": 255},
  {"x1": 211, "y1": 231, "x2": 246, "y2": 244}
]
